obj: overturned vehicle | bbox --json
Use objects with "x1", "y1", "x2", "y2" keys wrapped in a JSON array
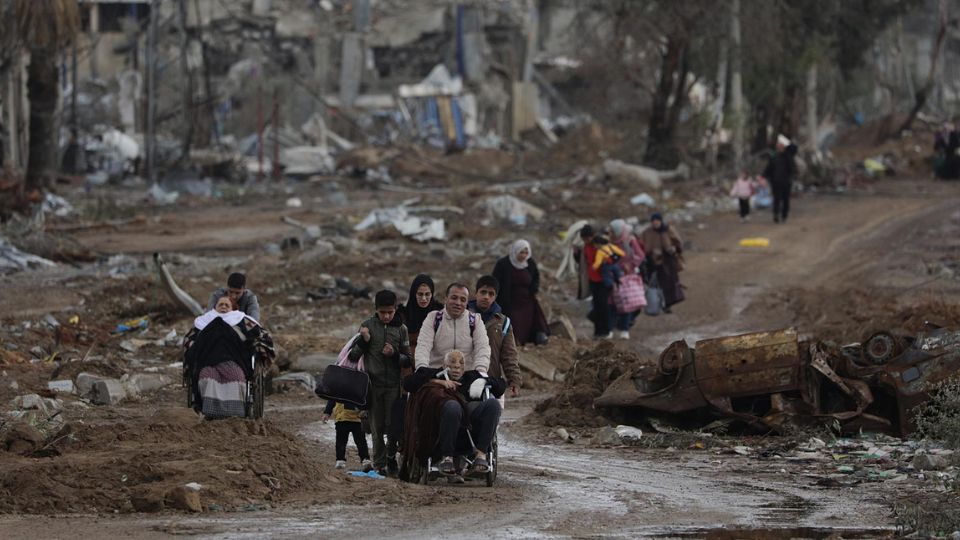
[{"x1": 595, "y1": 326, "x2": 960, "y2": 435}]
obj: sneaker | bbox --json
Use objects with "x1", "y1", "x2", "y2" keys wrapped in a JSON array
[
  {"x1": 387, "y1": 457, "x2": 398, "y2": 477},
  {"x1": 597, "y1": 332, "x2": 614, "y2": 340},
  {"x1": 335, "y1": 460, "x2": 346, "y2": 469},
  {"x1": 361, "y1": 459, "x2": 373, "y2": 472},
  {"x1": 617, "y1": 331, "x2": 630, "y2": 340}
]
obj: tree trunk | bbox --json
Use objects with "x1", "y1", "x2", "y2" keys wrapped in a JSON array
[
  {"x1": 805, "y1": 63, "x2": 817, "y2": 151},
  {"x1": 706, "y1": 37, "x2": 728, "y2": 171},
  {"x1": 729, "y1": 0, "x2": 744, "y2": 172},
  {"x1": 897, "y1": 0, "x2": 947, "y2": 136},
  {"x1": 643, "y1": 34, "x2": 686, "y2": 169},
  {"x1": 25, "y1": 47, "x2": 59, "y2": 191}
]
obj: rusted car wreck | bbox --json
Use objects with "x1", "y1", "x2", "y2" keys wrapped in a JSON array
[{"x1": 595, "y1": 327, "x2": 960, "y2": 435}]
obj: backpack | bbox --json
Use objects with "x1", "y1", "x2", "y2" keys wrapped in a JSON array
[{"x1": 433, "y1": 310, "x2": 476, "y2": 337}]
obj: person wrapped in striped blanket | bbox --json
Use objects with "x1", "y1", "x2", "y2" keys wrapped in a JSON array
[{"x1": 183, "y1": 296, "x2": 275, "y2": 418}]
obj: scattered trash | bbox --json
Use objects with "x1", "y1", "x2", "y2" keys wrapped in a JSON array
[
  {"x1": 739, "y1": 238, "x2": 771, "y2": 248},
  {"x1": 147, "y1": 183, "x2": 180, "y2": 205},
  {"x1": 630, "y1": 193, "x2": 657, "y2": 207},
  {"x1": 286, "y1": 197, "x2": 303, "y2": 208},
  {"x1": 554, "y1": 427, "x2": 575, "y2": 443},
  {"x1": 355, "y1": 204, "x2": 446, "y2": 242},
  {"x1": 614, "y1": 425, "x2": 643, "y2": 442},
  {"x1": 349, "y1": 470, "x2": 386, "y2": 479},
  {"x1": 475, "y1": 195, "x2": 545, "y2": 226},
  {"x1": 114, "y1": 316, "x2": 149, "y2": 334},
  {"x1": 0, "y1": 239, "x2": 57, "y2": 274}
]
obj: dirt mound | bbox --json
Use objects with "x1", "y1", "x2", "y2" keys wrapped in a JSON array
[
  {"x1": 0, "y1": 408, "x2": 331, "y2": 514},
  {"x1": 531, "y1": 341, "x2": 644, "y2": 427},
  {"x1": 754, "y1": 287, "x2": 960, "y2": 342}
]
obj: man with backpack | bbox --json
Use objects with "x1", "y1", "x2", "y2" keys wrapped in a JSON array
[{"x1": 414, "y1": 282, "x2": 491, "y2": 373}]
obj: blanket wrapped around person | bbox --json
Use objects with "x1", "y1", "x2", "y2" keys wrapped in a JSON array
[
  {"x1": 398, "y1": 363, "x2": 506, "y2": 481},
  {"x1": 183, "y1": 310, "x2": 275, "y2": 418}
]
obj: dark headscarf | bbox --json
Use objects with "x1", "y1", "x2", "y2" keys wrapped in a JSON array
[
  {"x1": 650, "y1": 212, "x2": 668, "y2": 232},
  {"x1": 405, "y1": 274, "x2": 442, "y2": 334}
]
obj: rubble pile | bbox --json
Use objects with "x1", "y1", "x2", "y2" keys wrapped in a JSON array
[
  {"x1": 532, "y1": 341, "x2": 646, "y2": 428},
  {"x1": 0, "y1": 409, "x2": 334, "y2": 514}
]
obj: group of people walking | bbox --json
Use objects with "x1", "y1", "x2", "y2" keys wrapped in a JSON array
[
  {"x1": 576, "y1": 214, "x2": 685, "y2": 340},
  {"x1": 323, "y1": 269, "x2": 528, "y2": 479}
]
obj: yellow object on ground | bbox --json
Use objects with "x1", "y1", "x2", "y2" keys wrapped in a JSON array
[{"x1": 739, "y1": 237, "x2": 771, "y2": 248}]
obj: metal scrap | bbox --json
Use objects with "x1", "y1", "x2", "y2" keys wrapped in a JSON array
[{"x1": 595, "y1": 326, "x2": 960, "y2": 436}]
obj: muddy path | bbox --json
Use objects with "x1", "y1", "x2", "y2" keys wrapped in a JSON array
[{"x1": 0, "y1": 395, "x2": 898, "y2": 539}]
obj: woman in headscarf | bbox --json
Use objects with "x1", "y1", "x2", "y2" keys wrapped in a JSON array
[
  {"x1": 608, "y1": 219, "x2": 647, "y2": 338},
  {"x1": 492, "y1": 239, "x2": 549, "y2": 345},
  {"x1": 639, "y1": 213, "x2": 685, "y2": 313},
  {"x1": 401, "y1": 274, "x2": 443, "y2": 351}
]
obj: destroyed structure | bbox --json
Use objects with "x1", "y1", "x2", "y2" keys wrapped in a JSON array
[{"x1": 596, "y1": 326, "x2": 960, "y2": 436}]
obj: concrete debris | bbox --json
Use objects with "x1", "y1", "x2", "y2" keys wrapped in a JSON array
[
  {"x1": 554, "y1": 427, "x2": 575, "y2": 443},
  {"x1": 476, "y1": 195, "x2": 545, "y2": 226},
  {"x1": 603, "y1": 159, "x2": 690, "y2": 191},
  {"x1": 594, "y1": 426, "x2": 621, "y2": 446},
  {"x1": 47, "y1": 380, "x2": 77, "y2": 394},
  {"x1": 2, "y1": 422, "x2": 45, "y2": 454},
  {"x1": 281, "y1": 146, "x2": 335, "y2": 176},
  {"x1": 42, "y1": 193, "x2": 75, "y2": 217},
  {"x1": 614, "y1": 425, "x2": 643, "y2": 442},
  {"x1": 548, "y1": 315, "x2": 577, "y2": 344},
  {"x1": 154, "y1": 253, "x2": 204, "y2": 316},
  {"x1": 355, "y1": 206, "x2": 446, "y2": 242},
  {"x1": 75, "y1": 372, "x2": 106, "y2": 397},
  {"x1": 913, "y1": 453, "x2": 951, "y2": 471},
  {"x1": 122, "y1": 373, "x2": 173, "y2": 396},
  {"x1": 91, "y1": 379, "x2": 127, "y2": 405},
  {"x1": 272, "y1": 372, "x2": 316, "y2": 393},
  {"x1": 630, "y1": 193, "x2": 656, "y2": 207},
  {"x1": 147, "y1": 183, "x2": 180, "y2": 205},
  {"x1": 0, "y1": 239, "x2": 57, "y2": 274}
]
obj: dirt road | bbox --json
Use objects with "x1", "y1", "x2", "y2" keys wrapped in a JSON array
[{"x1": 5, "y1": 180, "x2": 955, "y2": 538}]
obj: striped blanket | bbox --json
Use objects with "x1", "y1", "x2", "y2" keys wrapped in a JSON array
[{"x1": 198, "y1": 361, "x2": 247, "y2": 418}]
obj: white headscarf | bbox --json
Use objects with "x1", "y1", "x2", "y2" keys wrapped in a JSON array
[
  {"x1": 194, "y1": 309, "x2": 247, "y2": 330},
  {"x1": 508, "y1": 239, "x2": 531, "y2": 269}
]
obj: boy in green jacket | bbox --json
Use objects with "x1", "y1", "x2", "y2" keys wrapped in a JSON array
[{"x1": 349, "y1": 290, "x2": 411, "y2": 476}]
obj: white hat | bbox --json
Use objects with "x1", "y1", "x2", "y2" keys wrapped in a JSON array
[{"x1": 777, "y1": 134, "x2": 791, "y2": 147}]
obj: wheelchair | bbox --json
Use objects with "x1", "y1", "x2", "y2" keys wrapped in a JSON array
[
  {"x1": 409, "y1": 386, "x2": 499, "y2": 487},
  {"x1": 182, "y1": 325, "x2": 269, "y2": 420}
]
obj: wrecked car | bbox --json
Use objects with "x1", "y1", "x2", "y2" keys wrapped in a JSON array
[{"x1": 595, "y1": 327, "x2": 960, "y2": 435}]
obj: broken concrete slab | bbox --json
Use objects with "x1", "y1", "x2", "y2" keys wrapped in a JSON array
[
  {"x1": 47, "y1": 380, "x2": 76, "y2": 394},
  {"x1": 548, "y1": 315, "x2": 577, "y2": 344},
  {"x1": 519, "y1": 355, "x2": 558, "y2": 382},
  {"x1": 91, "y1": 379, "x2": 127, "y2": 405},
  {"x1": 75, "y1": 372, "x2": 106, "y2": 397},
  {"x1": 123, "y1": 373, "x2": 173, "y2": 396},
  {"x1": 272, "y1": 372, "x2": 316, "y2": 393},
  {"x1": 475, "y1": 195, "x2": 545, "y2": 226},
  {"x1": 913, "y1": 453, "x2": 951, "y2": 471},
  {"x1": 603, "y1": 160, "x2": 690, "y2": 191}
]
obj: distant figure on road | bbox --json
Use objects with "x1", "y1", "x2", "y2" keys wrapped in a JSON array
[
  {"x1": 208, "y1": 272, "x2": 261, "y2": 322},
  {"x1": 762, "y1": 134, "x2": 798, "y2": 224}
]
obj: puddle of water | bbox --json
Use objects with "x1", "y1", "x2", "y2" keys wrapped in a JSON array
[{"x1": 651, "y1": 526, "x2": 897, "y2": 540}]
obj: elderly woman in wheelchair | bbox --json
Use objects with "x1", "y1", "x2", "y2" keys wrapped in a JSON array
[
  {"x1": 401, "y1": 350, "x2": 505, "y2": 484},
  {"x1": 183, "y1": 296, "x2": 275, "y2": 419}
]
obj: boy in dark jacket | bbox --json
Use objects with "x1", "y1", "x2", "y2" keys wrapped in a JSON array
[{"x1": 349, "y1": 290, "x2": 411, "y2": 476}]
